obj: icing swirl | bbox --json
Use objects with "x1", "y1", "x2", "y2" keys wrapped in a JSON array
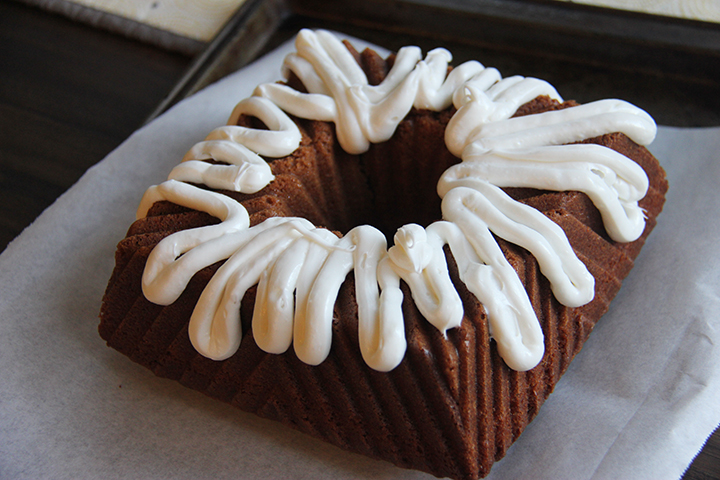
[{"x1": 137, "y1": 29, "x2": 656, "y2": 372}]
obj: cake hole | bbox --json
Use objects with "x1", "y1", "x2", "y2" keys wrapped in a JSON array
[{"x1": 334, "y1": 110, "x2": 461, "y2": 244}]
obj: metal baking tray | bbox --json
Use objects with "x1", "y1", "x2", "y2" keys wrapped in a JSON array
[{"x1": 147, "y1": 0, "x2": 720, "y2": 127}]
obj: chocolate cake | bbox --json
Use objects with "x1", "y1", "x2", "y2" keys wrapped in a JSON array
[{"x1": 99, "y1": 29, "x2": 668, "y2": 479}]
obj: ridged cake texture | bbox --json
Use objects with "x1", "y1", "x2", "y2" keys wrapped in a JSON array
[{"x1": 99, "y1": 30, "x2": 667, "y2": 480}]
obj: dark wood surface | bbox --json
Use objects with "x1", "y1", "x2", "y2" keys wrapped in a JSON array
[
  {"x1": 0, "y1": 1, "x2": 717, "y2": 478},
  {"x1": 0, "y1": 0, "x2": 191, "y2": 250}
]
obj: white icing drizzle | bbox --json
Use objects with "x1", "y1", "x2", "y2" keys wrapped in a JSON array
[{"x1": 137, "y1": 29, "x2": 656, "y2": 372}]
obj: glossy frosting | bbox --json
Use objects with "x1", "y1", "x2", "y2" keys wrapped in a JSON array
[{"x1": 137, "y1": 29, "x2": 656, "y2": 372}]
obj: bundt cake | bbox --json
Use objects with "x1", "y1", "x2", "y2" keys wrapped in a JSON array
[{"x1": 99, "y1": 29, "x2": 668, "y2": 479}]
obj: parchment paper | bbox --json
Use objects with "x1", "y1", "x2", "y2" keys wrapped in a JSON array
[{"x1": 1, "y1": 34, "x2": 719, "y2": 480}]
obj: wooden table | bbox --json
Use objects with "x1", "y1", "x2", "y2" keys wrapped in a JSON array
[{"x1": 1, "y1": 1, "x2": 718, "y2": 478}]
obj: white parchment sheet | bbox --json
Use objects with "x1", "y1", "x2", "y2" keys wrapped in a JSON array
[{"x1": 1, "y1": 34, "x2": 719, "y2": 480}]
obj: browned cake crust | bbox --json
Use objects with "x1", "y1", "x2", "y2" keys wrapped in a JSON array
[{"x1": 99, "y1": 45, "x2": 668, "y2": 480}]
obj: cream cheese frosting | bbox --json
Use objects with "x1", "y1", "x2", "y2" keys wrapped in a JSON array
[{"x1": 137, "y1": 29, "x2": 656, "y2": 372}]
